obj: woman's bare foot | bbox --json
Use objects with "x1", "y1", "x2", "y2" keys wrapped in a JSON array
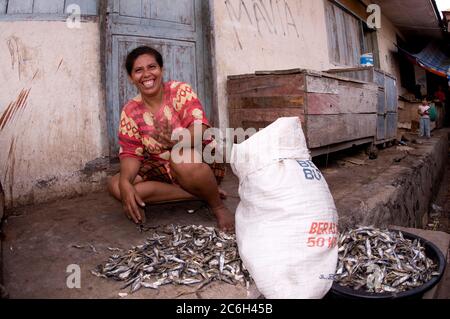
[
  {"x1": 211, "y1": 204, "x2": 235, "y2": 232},
  {"x1": 218, "y1": 188, "x2": 228, "y2": 200}
]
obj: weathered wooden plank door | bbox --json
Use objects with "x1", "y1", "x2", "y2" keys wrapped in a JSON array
[
  {"x1": 376, "y1": 87, "x2": 386, "y2": 141},
  {"x1": 104, "y1": 0, "x2": 212, "y2": 155},
  {"x1": 375, "y1": 72, "x2": 397, "y2": 142},
  {"x1": 385, "y1": 75, "x2": 398, "y2": 139}
]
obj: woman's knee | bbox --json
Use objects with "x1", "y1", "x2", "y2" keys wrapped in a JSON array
[{"x1": 170, "y1": 161, "x2": 208, "y2": 180}]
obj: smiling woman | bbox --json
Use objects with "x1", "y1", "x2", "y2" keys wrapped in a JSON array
[{"x1": 107, "y1": 46, "x2": 234, "y2": 232}]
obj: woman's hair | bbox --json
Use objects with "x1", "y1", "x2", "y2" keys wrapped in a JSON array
[{"x1": 125, "y1": 46, "x2": 164, "y2": 76}]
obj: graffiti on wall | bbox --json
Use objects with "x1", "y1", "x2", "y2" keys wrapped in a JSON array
[{"x1": 225, "y1": 0, "x2": 300, "y2": 49}]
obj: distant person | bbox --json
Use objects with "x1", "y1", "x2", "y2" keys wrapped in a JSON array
[
  {"x1": 434, "y1": 85, "x2": 446, "y2": 106},
  {"x1": 418, "y1": 98, "x2": 431, "y2": 139}
]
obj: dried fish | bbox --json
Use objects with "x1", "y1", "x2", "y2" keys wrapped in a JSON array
[
  {"x1": 89, "y1": 244, "x2": 98, "y2": 254},
  {"x1": 334, "y1": 227, "x2": 439, "y2": 293},
  {"x1": 93, "y1": 224, "x2": 252, "y2": 294}
]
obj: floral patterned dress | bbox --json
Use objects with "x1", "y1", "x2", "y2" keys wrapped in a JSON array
[{"x1": 118, "y1": 81, "x2": 224, "y2": 184}]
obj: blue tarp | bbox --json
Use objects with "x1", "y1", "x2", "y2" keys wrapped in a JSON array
[{"x1": 398, "y1": 42, "x2": 450, "y2": 82}]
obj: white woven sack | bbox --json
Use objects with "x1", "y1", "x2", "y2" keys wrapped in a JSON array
[{"x1": 231, "y1": 117, "x2": 338, "y2": 299}]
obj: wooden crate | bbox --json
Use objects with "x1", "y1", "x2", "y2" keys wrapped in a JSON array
[
  {"x1": 327, "y1": 66, "x2": 398, "y2": 144},
  {"x1": 227, "y1": 69, "x2": 378, "y2": 156}
]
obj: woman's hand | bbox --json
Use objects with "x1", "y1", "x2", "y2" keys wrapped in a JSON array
[{"x1": 119, "y1": 179, "x2": 146, "y2": 224}]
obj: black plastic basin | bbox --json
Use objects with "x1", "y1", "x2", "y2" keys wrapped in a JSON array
[{"x1": 328, "y1": 230, "x2": 446, "y2": 299}]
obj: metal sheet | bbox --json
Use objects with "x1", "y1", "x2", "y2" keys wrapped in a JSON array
[
  {"x1": 385, "y1": 76, "x2": 397, "y2": 113},
  {"x1": 377, "y1": 89, "x2": 385, "y2": 114},
  {"x1": 386, "y1": 112, "x2": 398, "y2": 139},
  {"x1": 377, "y1": 114, "x2": 386, "y2": 141}
]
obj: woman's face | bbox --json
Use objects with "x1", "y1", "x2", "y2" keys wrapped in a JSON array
[{"x1": 130, "y1": 54, "x2": 163, "y2": 97}]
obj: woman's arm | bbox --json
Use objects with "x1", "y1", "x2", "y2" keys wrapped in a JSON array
[
  {"x1": 154, "y1": 120, "x2": 208, "y2": 149},
  {"x1": 119, "y1": 157, "x2": 146, "y2": 223}
]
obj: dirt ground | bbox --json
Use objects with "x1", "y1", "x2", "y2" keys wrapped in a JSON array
[{"x1": 1, "y1": 130, "x2": 449, "y2": 299}]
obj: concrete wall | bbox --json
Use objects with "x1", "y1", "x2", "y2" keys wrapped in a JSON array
[
  {"x1": 0, "y1": 20, "x2": 109, "y2": 209},
  {"x1": 211, "y1": 0, "x2": 333, "y2": 130},
  {"x1": 211, "y1": 0, "x2": 405, "y2": 130},
  {"x1": 337, "y1": 131, "x2": 448, "y2": 229},
  {"x1": 0, "y1": 0, "x2": 409, "y2": 210}
]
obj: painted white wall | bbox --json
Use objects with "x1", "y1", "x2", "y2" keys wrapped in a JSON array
[
  {"x1": 211, "y1": 0, "x2": 333, "y2": 130},
  {"x1": 0, "y1": 21, "x2": 109, "y2": 208},
  {"x1": 211, "y1": 0, "x2": 406, "y2": 130},
  {"x1": 0, "y1": 1, "x2": 408, "y2": 209}
]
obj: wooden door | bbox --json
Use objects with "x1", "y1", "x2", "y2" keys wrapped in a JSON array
[
  {"x1": 385, "y1": 75, "x2": 398, "y2": 139},
  {"x1": 376, "y1": 87, "x2": 386, "y2": 141},
  {"x1": 385, "y1": 76, "x2": 397, "y2": 113},
  {"x1": 104, "y1": 0, "x2": 212, "y2": 155}
]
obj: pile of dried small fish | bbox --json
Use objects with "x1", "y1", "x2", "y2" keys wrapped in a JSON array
[
  {"x1": 91, "y1": 225, "x2": 252, "y2": 294},
  {"x1": 334, "y1": 227, "x2": 440, "y2": 293}
]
